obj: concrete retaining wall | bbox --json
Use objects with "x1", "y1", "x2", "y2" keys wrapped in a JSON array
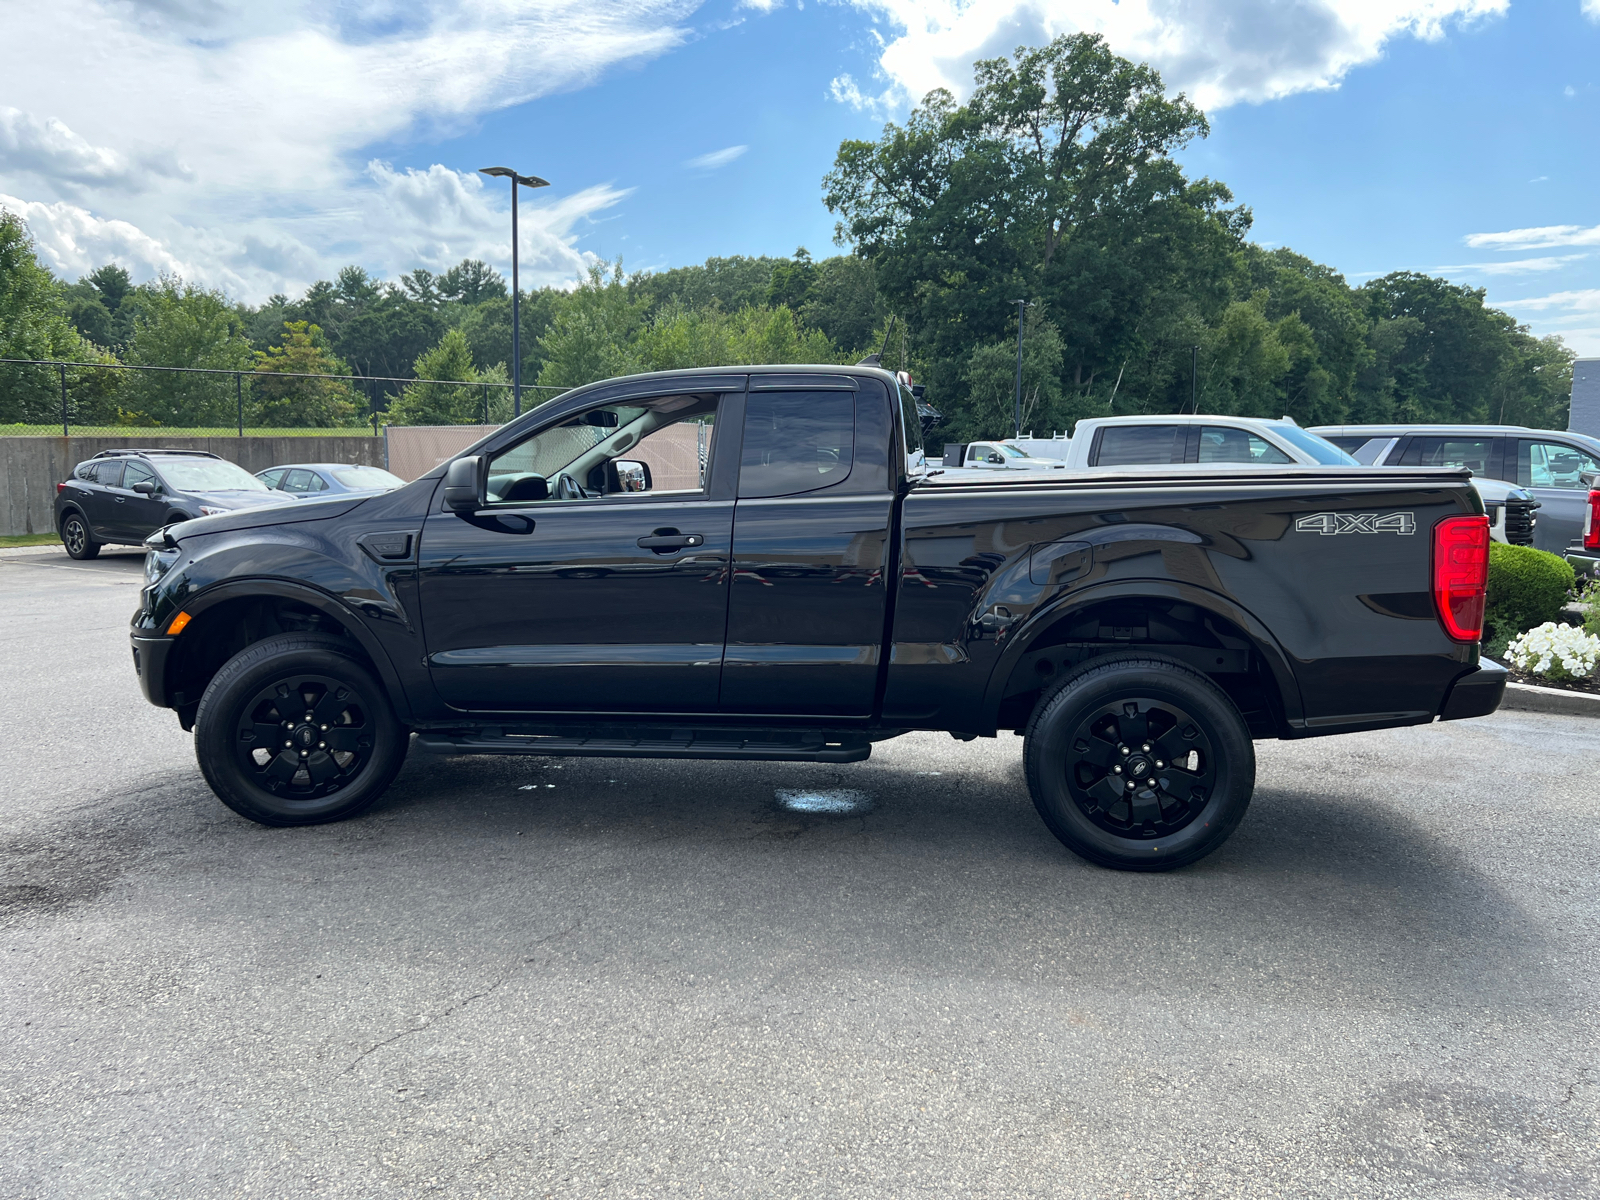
[{"x1": 0, "y1": 435, "x2": 383, "y2": 537}]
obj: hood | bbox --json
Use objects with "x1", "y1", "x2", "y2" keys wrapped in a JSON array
[
  {"x1": 191, "y1": 490, "x2": 296, "y2": 510},
  {"x1": 167, "y1": 492, "x2": 371, "y2": 543}
]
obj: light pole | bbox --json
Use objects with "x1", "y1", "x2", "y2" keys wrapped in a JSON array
[
  {"x1": 480, "y1": 166, "x2": 550, "y2": 417},
  {"x1": 1012, "y1": 299, "x2": 1032, "y2": 439}
]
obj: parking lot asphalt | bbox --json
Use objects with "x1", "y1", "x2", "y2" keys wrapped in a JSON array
[{"x1": 1, "y1": 544, "x2": 1597, "y2": 1199}]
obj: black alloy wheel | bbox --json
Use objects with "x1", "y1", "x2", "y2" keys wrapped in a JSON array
[
  {"x1": 61, "y1": 512, "x2": 100, "y2": 560},
  {"x1": 1024, "y1": 655, "x2": 1255, "y2": 872},
  {"x1": 194, "y1": 633, "x2": 408, "y2": 826}
]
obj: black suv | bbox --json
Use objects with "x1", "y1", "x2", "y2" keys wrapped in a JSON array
[{"x1": 56, "y1": 449, "x2": 290, "y2": 559}]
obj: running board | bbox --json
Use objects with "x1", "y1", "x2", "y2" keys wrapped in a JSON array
[{"x1": 414, "y1": 727, "x2": 873, "y2": 763}]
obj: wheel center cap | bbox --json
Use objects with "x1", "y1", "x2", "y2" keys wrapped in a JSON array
[
  {"x1": 1126, "y1": 755, "x2": 1152, "y2": 779},
  {"x1": 293, "y1": 724, "x2": 317, "y2": 749}
]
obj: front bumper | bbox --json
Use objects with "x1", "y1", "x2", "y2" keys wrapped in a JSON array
[
  {"x1": 131, "y1": 632, "x2": 173, "y2": 708},
  {"x1": 1439, "y1": 658, "x2": 1508, "y2": 721}
]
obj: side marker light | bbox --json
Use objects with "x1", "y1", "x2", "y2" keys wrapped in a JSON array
[{"x1": 166, "y1": 611, "x2": 192, "y2": 636}]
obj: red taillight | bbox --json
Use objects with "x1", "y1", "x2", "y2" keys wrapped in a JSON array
[
  {"x1": 1585, "y1": 490, "x2": 1600, "y2": 551},
  {"x1": 1433, "y1": 514, "x2": 1490, "y2": 642},
  {"x1": 55, "y1": 482, "x2": 65, "y2": 493}
]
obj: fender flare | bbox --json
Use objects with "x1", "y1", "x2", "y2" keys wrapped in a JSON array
[
  {"x1": 980, "y1": 578, "x2": 1305, "y2": 732},
  {"x1": 178, "y1": 577, "x2": 413, "y2": 721}
]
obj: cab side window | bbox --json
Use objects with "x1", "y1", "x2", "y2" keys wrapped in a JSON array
[
  {"x1": 1519, "y1": 440, "x2": 1600, "y2": 489},
  {"x1": 1399, "y1": 437, "x2": 1492, "y2": 473},
  {"x1": 92, "y1": 461, "x2": 124, "y2": 487},
  {"x1": 1198, "y1": 427, "x2": 1292, "y2": 464},
  {"x1": 738, "y1": 390, "x2": 854, "y2": 498},
  {"x1": 485, "y1": 393, "x2": 721, "y2": 504},
  {"x1": 1092, "y1": 425, "x2": 1184, "y2": 467}
]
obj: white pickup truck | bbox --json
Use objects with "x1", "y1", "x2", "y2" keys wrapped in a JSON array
[{"x1": 946, "y1": 415, "x2": 1537, "y2": 546}]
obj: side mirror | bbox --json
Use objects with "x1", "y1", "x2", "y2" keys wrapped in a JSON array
[
  {"x1": 443, "y1": 455, "x2": 485, "y2": 513},
  {"x1": 607, "y1": 459, "x2": 653, "y2": 493},
  {"x1": 132, "y1": 481, "x2": 158, "y2": 496},
  {"x1": 987, "y1": 453, "x2": 1005, "y2": 465}
]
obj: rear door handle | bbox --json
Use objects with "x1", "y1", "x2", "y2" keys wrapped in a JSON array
[{"x1": 637, "y1": 533, "x2": 703, "y2": 551}]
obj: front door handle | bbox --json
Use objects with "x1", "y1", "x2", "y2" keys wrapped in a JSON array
[{"x1": 637, "y1": 532, "x2": 704, "y2": 551}]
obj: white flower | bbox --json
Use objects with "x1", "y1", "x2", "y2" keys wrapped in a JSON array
[{"x1": 1506, "y1": 622, "x2": 1600, "y2": 681}]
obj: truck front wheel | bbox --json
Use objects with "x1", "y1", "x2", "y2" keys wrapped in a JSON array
[
  {"x1": 1023, "y1": 655, "x2": 1254, "y2": 871},
  {"x1": 194, "y1": 633, "x2": 408, "y2": 827}
]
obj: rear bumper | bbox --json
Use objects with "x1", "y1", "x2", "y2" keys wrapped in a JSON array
[
  {"x1": 1565, "y1": 545, "x2": 1600, "y2": 578},
  {"x1": 131, "y1": 633, "x2": 172, "y2": 708},
  {"x1": 1439, "y1": 658, "x2": 1507, "y2": 721}
]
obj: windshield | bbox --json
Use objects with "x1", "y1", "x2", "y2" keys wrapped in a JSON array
[
  {"x1": 330, "y1": 466, "x2": 403, "y2": 489},
  {"x1": 158, "y1": 460, "x2": 270, "y2": 491},
  {"x1": 998, "y1": 444, "x2": 1027, "y2": 458},
  {"x1": 1271, "y1": 426, "x2": 1359, "y2": 466}
]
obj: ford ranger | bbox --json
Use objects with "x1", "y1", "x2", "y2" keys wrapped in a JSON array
[{"x1": 132, "y1": 365, "x2": 1504, "y2": 871}]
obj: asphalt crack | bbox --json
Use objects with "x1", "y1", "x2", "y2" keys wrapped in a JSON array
[{"x1": 342, "y1": 916, "x2": 585, "y2": 1074}]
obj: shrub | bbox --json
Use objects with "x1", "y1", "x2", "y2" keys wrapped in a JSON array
[
  {"x1": 1483, "y1": 543, "x2": 1574, "y2": 657},
  {"x1": 1506, "y1": 622, "x2": 1600, "y2": 682}
]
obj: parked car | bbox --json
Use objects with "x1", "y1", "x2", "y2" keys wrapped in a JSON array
[
  {"x1": 55, "y1": 449, "x2": 289, "y2": 560},
  {"x1": 1309, "y1": 424, "x2": 1594, "y2": 552},
  {"x1": 940, "y1": 441, "x2": 1069, "y2": 471},
  {"x1": 132, "y1": 365, "x2": 1502, "y2": 872},
  {"x1": 1058, "y1": 414, "x2": 1538, "y2": 546},
  {"x1": 257, "y1": 463, "x2": 405, "y2": 498}
]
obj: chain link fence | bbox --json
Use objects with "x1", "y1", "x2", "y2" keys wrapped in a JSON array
[{"x1": 0, "y1": 357, "x2": 567, "y2": 438}]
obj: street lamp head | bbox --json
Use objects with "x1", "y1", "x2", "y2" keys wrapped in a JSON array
[{"x1": 479, "y1": 166, "x2": 550, "y2": 189}]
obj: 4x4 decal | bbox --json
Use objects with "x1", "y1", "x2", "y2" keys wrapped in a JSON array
[{"x1": 1295, "y1": 511, "x2": 1416, "y2": 536}]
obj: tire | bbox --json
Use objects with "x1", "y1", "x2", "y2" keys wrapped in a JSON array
[
  {"x1": 194, "y1": 633, "x2": 408, "y2": 827},
  {"x1": 60, "y1": 511, "x2": 101, "y2": 560},
  {"x1": 1023, "y1": 654, "x2": 1255, "y2": 872}
]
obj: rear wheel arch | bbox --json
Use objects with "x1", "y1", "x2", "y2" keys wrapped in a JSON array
[
  {"x1": 163, "y1": 580, "x2": 408, "y2": 724},
  {"x1": 985, "y1": 582, "x2": 1303, "y2": 738}
]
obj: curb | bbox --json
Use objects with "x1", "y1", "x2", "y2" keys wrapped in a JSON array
[{"x1": 1499, "y1": 681, "x2": 1600, "y2": 717}]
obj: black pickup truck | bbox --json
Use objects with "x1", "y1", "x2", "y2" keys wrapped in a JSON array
[{"x1": 131, "y1": 365, "x2": 1504, "y2": 870}]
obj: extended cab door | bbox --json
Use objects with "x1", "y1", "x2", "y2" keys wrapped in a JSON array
[
  {"x1": 719, "y1": 375, "x2": 896, "y2": 717},
  {"x1": 415, "y1": 383, "x2": 741, "y2": 714}
]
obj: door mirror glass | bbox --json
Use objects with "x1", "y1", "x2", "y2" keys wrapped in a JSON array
[
  {"x1": 609, "y1": 460, "x2": 652, "y2": 492},
  {"x1": 987, "y1": 452, "x2": 1005, "y2": 464},
  {"x1": 131, "y1": 481, "x2": 157, "y2": 495},
  {"x1": 443, "y1": 456, "x2": 485, "y2": 512}
]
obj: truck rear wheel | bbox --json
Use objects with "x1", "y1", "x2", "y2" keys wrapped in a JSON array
[
  {"x1": 194, "y1": 633, "x2": 408, "y2": 827},
  {"x1": 1023, "y1": 655, "x2": 1254, "y2": 871}
]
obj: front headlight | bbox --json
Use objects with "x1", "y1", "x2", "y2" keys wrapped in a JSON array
[
  {"x1": 144, "y1": 546, "x2": 178, "y2": 586},
  {"x1": 198, "y1": 505, "x2": 227, "y2": 516}
]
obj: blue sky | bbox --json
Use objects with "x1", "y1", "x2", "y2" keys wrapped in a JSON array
[{"x1": 2, "y1": 0, "x2": 1598, "y2": 351}]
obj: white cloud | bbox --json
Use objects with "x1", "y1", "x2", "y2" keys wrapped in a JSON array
[
  {"x1": 684, "y1": 145, "x2": 749, "y2": 170},
  {"x1": 1432, "y1": 254, "x2": 1588, "y2": 276},
  {"x1": 1498, "y1": 289, "x2": 1600, "y2": 314},
  {"x1": 1466, "y1": 224, "x2": 1600, "y2": 251},
  {"x1": 840, "y1": 0, "x2": 1507, "y2": 112},
  {"x1": 0, "y1": 192, "x2": 189, "y2": 279},
  {"x1": 0, "y1": 0, "x2": 699, "y2": 299},
  {"x1": 1584, "y1": 0, "x2": 1600, "y2": 24}
]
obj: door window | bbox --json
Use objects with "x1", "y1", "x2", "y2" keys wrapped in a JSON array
[
  {"x1": 1093, "y1": 425, "x2": 1184, "y2": 466},
  {"x1": 281, "y1": 469, "x2": 316, "y2": 493},
  {"x1": 1519, "y1": 440, "x2": 1600, "y2": 489},
  {"x1": 259, "y1": 468, "x2": 284, "y2": 489},
  {"x1": 92, "y1": 460, "x2": 124, "y2": 487},
  {"x1": 122, "y1": 462, "x2": 159, "y2": 492},
  {"x1": 1197, "y1": 427, "x2": 1293, "y2": 464},
  {"x1": 738, "y1": 390, "x2": 854, "y2": 498},
  {"x1": 486, "y1": 393, "x2": 720, "y2": 505},
  {"x1": 1398, "y1": 437, "x2": 1493, "y2": 473}
]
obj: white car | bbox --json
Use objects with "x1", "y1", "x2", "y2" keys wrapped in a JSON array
[
  {"x1": 938, "y1": 440, "x2": 1069, "y2": 472},
  {"x1": 1044, "y1": 414, "x2": 1537, "y2": 546}
]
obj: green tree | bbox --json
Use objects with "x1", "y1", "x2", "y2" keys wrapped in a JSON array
[
  {"x1": 961, "y1": 307, "x2": 1068, "y2": 438},
  {"x1": 119, "y1": 276, "x2": 254, "y2": 426},
  {"x1": 825, "y1": 33, "x2": 1244, "y2": 434},
  {"x1": 0, "y1": 211, "x2": 111, "y2": 424},
  {"x1": 438, "y1": 259, "x2": 507, "y2": 305},
  {"x1": 537, "y1": 261, "x2": 647, "y2": 388},
  {"x1": 799, "y1": 255, "x2": 886, "y2": 357},
  {"x1": 251, "y1": 321, "x2": 361, "y2": 427},
  {"x1": 766, "y1": 248, "x2": 816, "y2": 311},
  {"x1": 385, "y1": 328, "x2": 509, "y2": 425}
]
